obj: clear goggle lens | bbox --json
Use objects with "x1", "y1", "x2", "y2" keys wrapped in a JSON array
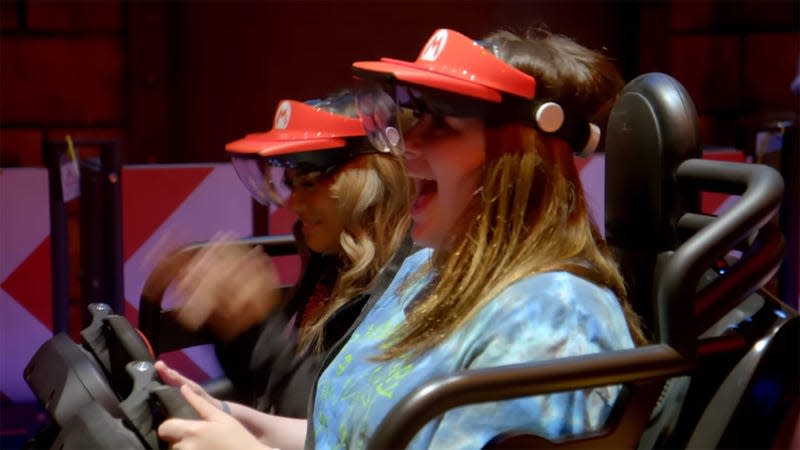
[
  {"x1": 356, "y1": 82, "x2": 500, "y2": 154},
  {"x1": 355, "y1": 86, "x2": 404, "y2": 155},
  {"x1": 231, "y1": 155, "x2": 338, "y2": 207},
  {"x1": 231, "y1": 156, "x2": 281, "y2": 206},
  {"x1": 231, "y1": 155, "x2": 288, "y2": 207}
]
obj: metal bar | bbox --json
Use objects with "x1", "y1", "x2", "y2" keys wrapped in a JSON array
[
  {"x1": 368, "y1": 345, "x2": 690, "y2": 450},
  {"x1": 43, "y1": 141, "x2": 70, "y2": 335}
]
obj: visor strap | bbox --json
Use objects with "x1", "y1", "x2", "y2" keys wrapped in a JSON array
[{"x1": 581, "y1": 123, "x2": 602, "y2": 155}]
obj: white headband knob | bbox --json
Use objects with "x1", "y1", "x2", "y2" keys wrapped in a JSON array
[
  {"x1": 535, "y1": 102, "x2": 564, "y2": 133},
  {"x1": 384, "y1": 127, "x2": 401, "y2": 149},
  {"x1": 581, "y1": 123, "x2": 602, "y2": 155}
]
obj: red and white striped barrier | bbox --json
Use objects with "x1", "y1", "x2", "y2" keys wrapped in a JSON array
[{"x1": 0, "y1": 151, "x2": 747, "y2": 403}]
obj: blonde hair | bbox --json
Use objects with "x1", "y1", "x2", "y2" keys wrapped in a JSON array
[
  {"x1": 297, "y1": 151, "x2": 412, "y2": 352},
  {"x1": 378, "y1": 29, "x2": 646, "y2": 360}
]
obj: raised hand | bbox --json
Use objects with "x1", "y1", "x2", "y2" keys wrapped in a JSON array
[{"x1": 172, "y1": 233, "x2": 282, "y2": 342}]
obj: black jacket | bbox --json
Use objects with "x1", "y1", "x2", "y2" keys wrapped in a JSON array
[{"x1": 215, "y1": 235, "x2": 414, "y2": 417}]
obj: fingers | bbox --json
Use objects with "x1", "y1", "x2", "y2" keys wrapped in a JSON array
[
  {"x1": 173, "y1": 240, "x2": 237, "y2": 329},
  {"x1": 173, "y1": 290, "x2": 216, "y2": 331},
  {"x1": 155, "y1": 360, "x2": 192, "y2": 388},
  {"x1": 158, "y1": 392, "x2": 274, "y2": 450},
  {"x1": 246, "y1": 247, "x2": 280, "y2": 285},
  {"x1": 179, "y1": 384, "x2": 227, "y2": 422},
  {"x1": 204, "y1": 247, "x2": 280, "y2": 339},
  {"x1": 153, "y1": 360, "x2": 175, "y2": 384},
  {"x1": 157, "y1": 384, "x2": 225, "y2": 444},
  {"x1": 157, "y1": 416, "x2": 195, "y2": 443},
  {"x1": 169, "y1": 235, "x2": 279, "y2": 337}
]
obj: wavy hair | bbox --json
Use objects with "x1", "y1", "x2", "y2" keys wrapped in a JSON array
[
  {"x1": 297, "y1": 150, "x2": 412, "y2": 352},
  {"x1": 377, "y1": 29, "x2": 646, "y2": 360}
]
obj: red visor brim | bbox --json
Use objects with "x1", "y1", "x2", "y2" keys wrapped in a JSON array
[
  {"x1": 225, "y1": 135, "x2": 348, "y2": 156},
  {"x1": 353, "y1": 58, "x2": 503, "y2": 103}
]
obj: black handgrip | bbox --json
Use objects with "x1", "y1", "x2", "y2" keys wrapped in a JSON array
[
  {"x1": 153, "y1": 386, "x2": 201, "y2": 420},
  {"x1": 105, "y1": 315, "x2": 155, "y2": 363}
]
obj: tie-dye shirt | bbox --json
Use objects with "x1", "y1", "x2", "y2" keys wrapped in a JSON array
[{"x1": 312, "y1": 248, "x2": 635, "y2": 450}]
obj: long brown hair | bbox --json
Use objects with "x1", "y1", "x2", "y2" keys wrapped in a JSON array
[{"x1": 378, "y1": 29, "x2": 646, "y2": 360}]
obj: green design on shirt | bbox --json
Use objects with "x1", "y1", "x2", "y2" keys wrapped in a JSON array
[
  {"x1": 370, "y1": 358, "x2": 414, "y2": 399},
  {"x1": 336, "y1": 353, "x2": 352, "y2": 376}
]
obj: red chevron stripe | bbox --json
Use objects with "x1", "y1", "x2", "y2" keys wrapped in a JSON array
[
  {"x1": 1, "y1": 237, "x2": 52, "y2": 329},
  {"x1": 122, "y1": 166, "x2": 214, "y2": 261},
  {"x1": 573, "y1": 155, "x2": 591, "y2": 173}
]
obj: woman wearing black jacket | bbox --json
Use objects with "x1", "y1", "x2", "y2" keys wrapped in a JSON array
[
  {"x1": 215, "y1": 233, "x2": 413, "y2": 417},
  {"x1": 155, "y1": 91, "x2": 412, "y2": 419}
]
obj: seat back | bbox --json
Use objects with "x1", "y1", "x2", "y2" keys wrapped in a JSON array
[{"x1": 604, "y1": 72, "x2": 702, "y2": 336}]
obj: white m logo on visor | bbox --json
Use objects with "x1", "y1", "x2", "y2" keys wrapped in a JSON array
[
  {"x1": 420, "y1": 29, "x2": 448, "y2": 61},
  {"x1": 274, "y1": 101, "x2": 292, "y2": 129}
]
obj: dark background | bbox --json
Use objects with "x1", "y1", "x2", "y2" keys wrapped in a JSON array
[{"x1": 1, "y1": 0, "x2": 798, "y2": 166}]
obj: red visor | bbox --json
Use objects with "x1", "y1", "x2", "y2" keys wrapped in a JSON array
[
  {"x1": 353, "y1": 29, "x2": 601, "y2": 156},
  {"x1": 225, "y1": 100, "x2": 365, "y2": 157},
  {"x1": 353, "y1": 29, "x2": 536, "y2": 103}
]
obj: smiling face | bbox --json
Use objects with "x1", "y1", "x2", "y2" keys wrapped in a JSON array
[
  {"x1": 284, "y1": 168, "x2": 344, "y2": 254},
  {"x1": 402, "y1": 114, "x2": 486, "y2": 249}
]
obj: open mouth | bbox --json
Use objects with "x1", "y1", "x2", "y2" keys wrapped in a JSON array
[{"x1": 412, "y1": 178, "x2": 438, "y2": 216}]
